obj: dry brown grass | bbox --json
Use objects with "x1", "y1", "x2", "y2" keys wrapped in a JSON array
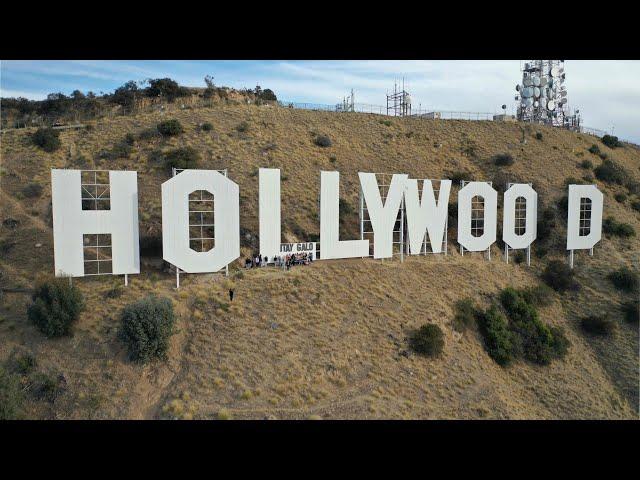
[{"x1": 1, "y1": 103, "x2": 638, "y2": 419}]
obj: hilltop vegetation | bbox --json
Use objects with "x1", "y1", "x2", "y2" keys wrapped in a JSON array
[{"x1": 0, "y1": 98, "x2": 638, "y2": 419}]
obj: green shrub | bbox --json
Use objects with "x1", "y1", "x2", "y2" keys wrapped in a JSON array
[
  {"x1": 157, "y1": 119, "x2": 184, "y2": 137},
  {"x1": 594, "y1": 159, "x2": 626, "y2": 185},
  {"x1": 536, "y1": 207, "x2": 556, "y2": 243},
  {"x1": 499, "y1": 287, "x2": 567, "y2": 364},
  {"x1": 581, "y1": 315, "x2": 616, "y2": 335},
  {"x1": 452, "y1": 298, "x2": 477, "y2": 332},
  {"x1": 410, "y1": 324, "x2": 445, "y2": 357},
  {"x1": 10, "y1": 352, "x2": 37, "y2": 376},
  {"x1": 31, "y1": 372, "x2": 65, "y2": 403},
  {"x1": 632, "y1": 200, "x2": 640, "y2": 212},
  {"x1": 27, "y1": 278, "x2": 84, "y2": 337},
  {"x1": 32, "y1": 127, "x2": 61, "y2": 152},
  {"x1": 118, "y1": 296, "x2": 176, "y2": 363},
  {"x1": 549, "y1": 326, "x2": 570, "y2": 358},
  {"x1": 603, "y1": 217, "x2": 635, "y2": 238},
  {"x1": 519, "y1": 284, "x2": 554, "y2": 307},
  {"x1": 201, "y1": 122, "x2": 213, "y2": 131},
  {"x1": 164, "y1": 147, "x2": 200, "y2": 170},
  {"x1": 580, "y1": 159, "x2": 593, "y2": 169},
  {"x1": 601, "y1": 134, "x2": 622, "y2": 148},
  {"x1": 110, "y1": 141, "x2": 133, "y2": 159},
  {"x1": 0, "y1": 366, "x2": 24, "y2": 420},
  {"x1": 124, "y1": 133, "x2": 136, "y2": 145},
  {"x1": 314, "y1": 135, "x2": 332, "y2": 148},
  {"x1": 614, "y1": 193, "x2": 627, "y2": 203},
  {"x1": 476, "y1": 306, "x2": 515, "y2": 366},
  {"x1": 493, "y1": 153, "x2": 514, "y2": 166},
  {"x1": 22, "y1": 182, "x2": 43, "y2": 198},
  {"x1": 607, "y1": 267, "x2": 639, "y2": 293},
  {"x1": 588, "y1": 144, "x2": 600, "y2": 155},
  {"x1": 542, "y1": 261, "x2": 577, "y2": 293},
  {"x1": 236, "y1": 121, "x2": 249, "y2": 133},
  {"x1": 622, "y1": 300, "x2": 639, "y2": 324},
  {"x1": 535, "y1": 132, "x2": 543, "y2": 141}
]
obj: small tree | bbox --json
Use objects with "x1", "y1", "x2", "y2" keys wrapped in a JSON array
[
  {"x1": 314, "y1": 135, "x2": 332, "y2": 148},
  {"x1": 119, "y1": 296, "x2": 176, "y2": 363},
  {"x1": 164, "y1": 147, "x2": 200, "y2": 170},
  {"x1": 410, "y1": 324, "x2": 445, "y2": 357},
  {"x1": 157, "y1": 119, "x2": 184, "y2": 137},
  {"x1": 493, "y1": 153, "x2": 514, "y2": 167},
  {"x1": 27, "y1": 278, "x2": 84, "y2": 337},
  {"x1": 542, "y1": 261, "x2": 578, "y2": 293},
  {"x1": 601, "y1": 134, "x2": 622, "y2": 149},
  {"x1": 32, "y1": 128, "x2": 61, "y2": 152}
]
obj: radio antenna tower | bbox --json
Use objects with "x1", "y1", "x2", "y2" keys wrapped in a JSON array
[{"x1": 514, "y1": 60, "x2": 580, "y2": 131}]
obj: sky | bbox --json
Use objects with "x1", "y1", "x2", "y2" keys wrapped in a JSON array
[{"x1": 1, "y1": 60, "x2": 638, "y2": 143}]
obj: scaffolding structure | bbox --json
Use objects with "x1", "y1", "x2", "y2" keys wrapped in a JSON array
[
  {"x1": 170, "y1": 167, "x2": 229, "y2": 288},
  {"x1": 386, "y1": 80, "x2": 412, "y2": 117}
]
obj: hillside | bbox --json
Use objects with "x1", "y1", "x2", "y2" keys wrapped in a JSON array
[{"x1": 0, "y1": 102, "x2": 638, "y2": 419}]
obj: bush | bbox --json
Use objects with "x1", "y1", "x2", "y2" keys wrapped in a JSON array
[
  {"x1": 10, "y1": 352, "x2": 37, "y2": 376},
  {"x1": 119, "y1": 296, "x2": 176, "y2": 363},
  {"x1": 314, "y1": 135, "x2": 332, "y2": 148},
  {"x1": 580, "y1": 159, "x2": 593, "y2": 169},
  {"x1": 601, "y1": 134, "x2": 622, "y2": 149},
  {"x1": 22, "y1": 182, "x2": 43, "y2": 198},
  {"x1": 109, "y1": 141, "x2": 133, "y2": 159},
  {"x1": 500, "y1": 290, "x2": 556, "y2": 364},
  {"x1": 607, "y1": 267, "x2": 639, "y2": 293},
  {"x1": 622, "y1": 300, "x2": 639, "y2": 324},
  {"x1": 603, "y1": 217, "x2": 635, "y2": 238},
  {"x1": 536, "y1": 207, "x2": 556, "y2": 243},
  {"x1": 535, "y1": 132, "x2": 543, "y2": 140},
  {"x1": 236, "y1": 121, "x2": 249, "y2": 133},
  {"x1": 581, "y1": 315, "x2": 616, "y2": 335},
  {"x1": 588, "y1": 144, "x2": 600, "y2": 155},
  {"x1": 410, "y1": 324, "x2": 445, "y2": 357},
  {"x1": 124, "y1": 133, "x2": 136, "y2": 145},
  {"x1": 519, "y1": 284, "x2": 554, "y2": 307},
  {"x1": 493, "y1": 153, "x2": 514, "y2": 166},
  {"x1": 32, "y1": 127, "x2": 61, "y2": 152},
  {"x1": 164, "y1": 147, "x2": 200, "y2": 170},
  {"x1": 542, "y1": 261, "x2": 577, "y2": 293},
  {"x1": 27, "y1": 278, "x2": 84, "y2": 337},
  {"x1": 0, "y1": 366, "x2": 24, "y2": 420},
  {"x1": 549, "y1": 326, "x2": 570, "y2": 358},
  {"x1": 201, "y1": 122, "x2": 213, "y2": 131},
  {"x1": 594, "y1": 159, "x2": 626, "y2": 185},
  {"x1": 157, "y1": 119, "x2": 184, "y2": 137},
  {"x1": 614, "y1": 193, "x2": 627, "y2": 203},
  {"x1": 476, "y1": 306, "x2": 515, "y2": 366},
  {"x1": 632, "y1": 200, "x2": 640, "y2": 212},
  {"x1": 452, "y1": 298, "x2": 477, "y2": 332}
]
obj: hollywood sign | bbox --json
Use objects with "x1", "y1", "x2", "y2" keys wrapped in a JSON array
[{"x1": 50, "y1": 168, "x2": 603, "y2": 282}]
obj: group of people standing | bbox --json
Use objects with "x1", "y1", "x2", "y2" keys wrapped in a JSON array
[{"x1": 244, "y1": 252, "x2": 314, "y2": 271}]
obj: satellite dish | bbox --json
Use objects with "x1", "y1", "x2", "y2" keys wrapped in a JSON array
[
  {"x1": 550, "y1": 66, "x2": 560, "y2": 77},
  {"x1": 534, "y1": 101, "x2": 539, "y2": 108},
  {"x1": 533, "y1": 87, "x2": 541, "y2": 98},
  {"x1": 514, "y1": 95, "x2": 519, "y2": 100},
  {"x1": 547, "y1": 100, "x2": 556, "y2": 111},
  {"x1": 501, "y1": 104, "x2": 507, "y2": 110},
  {"x1": 526, "y1": 98, "x2": 534, "y2": 107},
  {"x1": 515, "y1": 84, "x2": 521, "y2": 92},
  {"x1": 540, "y1": 77, "x2": 548, "y2": 87},
  {"x1": 559, "y1": 98, "x2": 567, "y2": 105},
  {"x1": 532, "y1": 76, "x2": 541, "y2": 86},
  {"x1": 560, "y1": 90, "x2": 567, "y2": 97},
  {"x1": 523, "y1": 77, "x2": 532, "y2": 87},
  {"x1": 540, "y1": 89, "x2": 547, "y2": 98}
]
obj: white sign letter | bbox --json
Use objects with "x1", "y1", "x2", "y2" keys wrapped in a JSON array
[
  {"x1": 503, "y1": 183, "x2": 537, "y2": 249},
  {"x1": 51, "y1": 169, "x2": 139, "y2": 277},
  {"x1": 404, "y1": 179, "x2": 451, "y2": 254},
  {"x1": 259, "y1": 168, "x2": 281, "y2": 259},
  {"x1": 458, "y1": 181, "x2": 498, "y2": 252},
  {"x1": 320, "y1": 171, "x2": 368, "y2": 259},
  {"x1": 162, "y1": 170, "x2": 239, "y2": 273},
  {"x1": 566, "y1": 184, "x2": 603, "y2": 251},
  {"x1": 359, "y1": 173, "x2": 408, "y2": 259}
]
